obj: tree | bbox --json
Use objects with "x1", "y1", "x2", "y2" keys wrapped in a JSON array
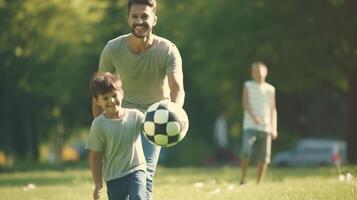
[
  {"x1": 0, "y1": 0, "x2": 107, "y2": 160},
  {"x1": 325, "y1": 0, "x2": 357, "y2": 163},
  {"x1": 158, "y1": 0, "x2": 357, "y2": 163}
]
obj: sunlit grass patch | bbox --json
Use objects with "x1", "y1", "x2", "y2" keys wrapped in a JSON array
[{"x1": 0, "y1": 166, "x2": 356, "y2": 200}]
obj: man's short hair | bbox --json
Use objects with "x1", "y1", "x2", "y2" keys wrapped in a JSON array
[{"x1": 128, "y1": 0, "x2": 157, "y2": 14}]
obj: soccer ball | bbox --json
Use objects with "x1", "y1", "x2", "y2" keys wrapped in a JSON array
[{"x1": 142, "y1": 100, "x2": 189, "y2": 147}]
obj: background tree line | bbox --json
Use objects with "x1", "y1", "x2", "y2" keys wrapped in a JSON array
[{"x1": 0, "y1": 0, "x2": 356, "y2": 165}]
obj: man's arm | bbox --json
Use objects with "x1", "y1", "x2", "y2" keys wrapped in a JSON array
[
  {"x1": 92, "y1": 97, "x2": 103, "y2": 119},
  {"x1": 89, "y1": 150, "x2": 103, "y2": 200},
  {"x1": 242, "y1": 84, "x2": 261, "y2": 124},
  {"x1": 94, "y1": 42, "x2": 115, "y2": 119},
  {"x1": 168, "y1": 72, "x2": 185, "y2": 107}
]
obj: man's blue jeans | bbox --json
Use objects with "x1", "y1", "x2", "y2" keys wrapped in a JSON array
[
  {"x1": 142, "y1": 133, "x2": 161, "y2": 200},
  {"x1": 106, "y1": 170, "x2": 146, "y2": 200}
]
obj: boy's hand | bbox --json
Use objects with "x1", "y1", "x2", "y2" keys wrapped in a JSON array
[
  {"x1": 93, "y1": 183, "x2": 103, "y2": 200},
  {"x1": 253, "y1": 116, "x2": 263, "y2": 125},
  {"x1": 271, "y1": 130, "x2": 278, "y2": 140}
]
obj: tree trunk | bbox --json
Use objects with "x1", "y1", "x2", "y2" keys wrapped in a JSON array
[
  {"x1": 55, "y1": 120, "x2": 65, "y2": 163},
  {"x1": 342, "y1": 0, "x2": 357, "y2": 163},
  {"x1": 30, "y1": 115, "x2": 39, "y2": 161},
  {"x1": 347, "y1": 70, "x2": 357, "y2": 163}
]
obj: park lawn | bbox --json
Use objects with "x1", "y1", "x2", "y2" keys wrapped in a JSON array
[{"x1": 0, "y1": 166, "x2": 356, "y2": 200}]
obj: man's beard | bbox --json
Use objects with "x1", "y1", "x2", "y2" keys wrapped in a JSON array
[{"x1": 131, "y1": 24, "x2": 150, "y2": 38}]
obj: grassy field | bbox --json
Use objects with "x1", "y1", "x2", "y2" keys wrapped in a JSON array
[{"x1": 0, "y1": 165, "x2": 356, "y2": 200}]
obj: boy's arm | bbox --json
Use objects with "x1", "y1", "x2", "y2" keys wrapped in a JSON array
[
  {"x1": 271, "y1": 90, "x2": 278, "y2": 140},
  {"x1": 89, "y1": 150, "x2": 103, "y2": 200},
  {"x1": 242, "y1": 84, "x2": 261, "y2": 124}
]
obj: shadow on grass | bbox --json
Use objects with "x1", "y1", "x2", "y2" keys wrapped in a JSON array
[
  {"x1": 0, "y1": 161, "x2": 91, "y2": 187},
  {"x1": 0, "y1": 176, "x2": 78, "y2": 187},
  {"x1": 0, "y1": 160, "x2": 89, "y2": 173}
]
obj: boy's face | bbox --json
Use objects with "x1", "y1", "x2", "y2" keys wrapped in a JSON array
[
  {"x1": 251, "y1": 65, "x2": 268, "y2": 83},
  {"x1": 96, "y1": 90, "x2": 123, "y2": 114},
  {"x1": 128, "y1": 4, "x2": 157, "y2": 38}
]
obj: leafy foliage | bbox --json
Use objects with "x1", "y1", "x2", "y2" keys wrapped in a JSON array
[{"x1": 0, "y1": 0, "x2": 356, "y2": 163}]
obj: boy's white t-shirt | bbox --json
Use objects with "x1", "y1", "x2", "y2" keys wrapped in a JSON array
[
  {"x1": 86, "y1": 108, "x2": 146, "y2": 181},
  {"x1": 243, "y1": 80, "x2": 275, "y2": 133}
]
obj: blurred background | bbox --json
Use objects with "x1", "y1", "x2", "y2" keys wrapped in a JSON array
[{"x1": 0, "y1": 0, "x2": 356, "y2": 169}]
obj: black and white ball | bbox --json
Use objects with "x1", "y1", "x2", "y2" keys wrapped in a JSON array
[{"x1": 142, "y1": 100, "x2": 189, "y2": 147}]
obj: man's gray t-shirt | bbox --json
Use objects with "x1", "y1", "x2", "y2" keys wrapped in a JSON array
[
  {"x1": 86, "y1": 109, "x2": 146, "y2": 181},
  {"x1": 98, "y1": 34, "x2": 182, "y2": 111}
]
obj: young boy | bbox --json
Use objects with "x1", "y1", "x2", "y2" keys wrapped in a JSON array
[
  {"x1": 240, "y1": 62, "x2": 278, "y2": 184},
  {"x1": 86, "y1": 72, "x2": 146, "y2": 200}
]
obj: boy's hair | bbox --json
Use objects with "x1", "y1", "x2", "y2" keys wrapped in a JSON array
[
  {"x1": 90, "y1": 72, "x2": 123, "y2": 98},
  {"x1": 128, "y1": 0, "x2": 157, "y2": 14},
  {"x1": 251, "y1": 62, "x2": 267, "y2": 70}
]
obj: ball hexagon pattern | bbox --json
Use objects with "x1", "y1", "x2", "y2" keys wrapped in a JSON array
[{"x1": 142, "y1": 100, "x2": 189, "y2": 147}]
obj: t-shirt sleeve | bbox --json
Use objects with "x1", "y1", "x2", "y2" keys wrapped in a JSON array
[
  {"x1": 244, "y1": 81, "x2": 250, "y2": 88},
  {"x1": 165, "y1": 44, "x2": 182, "y2": 74},
  {"x1": 86, "y1": 120, "x2": 105, "y2": 152},
  {"x1": 98, "y1": 43, "x2": 115, "y2": 73},
  {"x1": 136, "y1": 110, "x2": 145, "y2": 137},
  {"x1": 271, "y1": 85, "x2": 276, "y2": 93}
]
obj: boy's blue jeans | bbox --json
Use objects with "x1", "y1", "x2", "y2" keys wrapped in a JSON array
[
  {"x1": 142, "y1": 133, "x2": 161, "y2": 200},
  {"x1": 106, "y1": 170, "x2": 146, "y2": 200}
]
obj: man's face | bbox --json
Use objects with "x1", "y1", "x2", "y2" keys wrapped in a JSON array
[
  {"x1": 128, "y1": 4, "x2": 157, "y2": 38},
  {"x1": 96, "y1": 90, "x2": 123, "y2": 114}
]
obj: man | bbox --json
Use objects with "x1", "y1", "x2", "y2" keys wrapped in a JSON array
[
  {"x1": 240, "y1": 62, "x2": 277, "y2": 184},
  {"x1": 92, "y1": 0, "x2": 185, "y2": 199}
]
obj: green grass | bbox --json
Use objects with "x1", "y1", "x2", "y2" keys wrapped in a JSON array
[{"x1": 0, "y1": 166, "x2": 356, "y2": 200}]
